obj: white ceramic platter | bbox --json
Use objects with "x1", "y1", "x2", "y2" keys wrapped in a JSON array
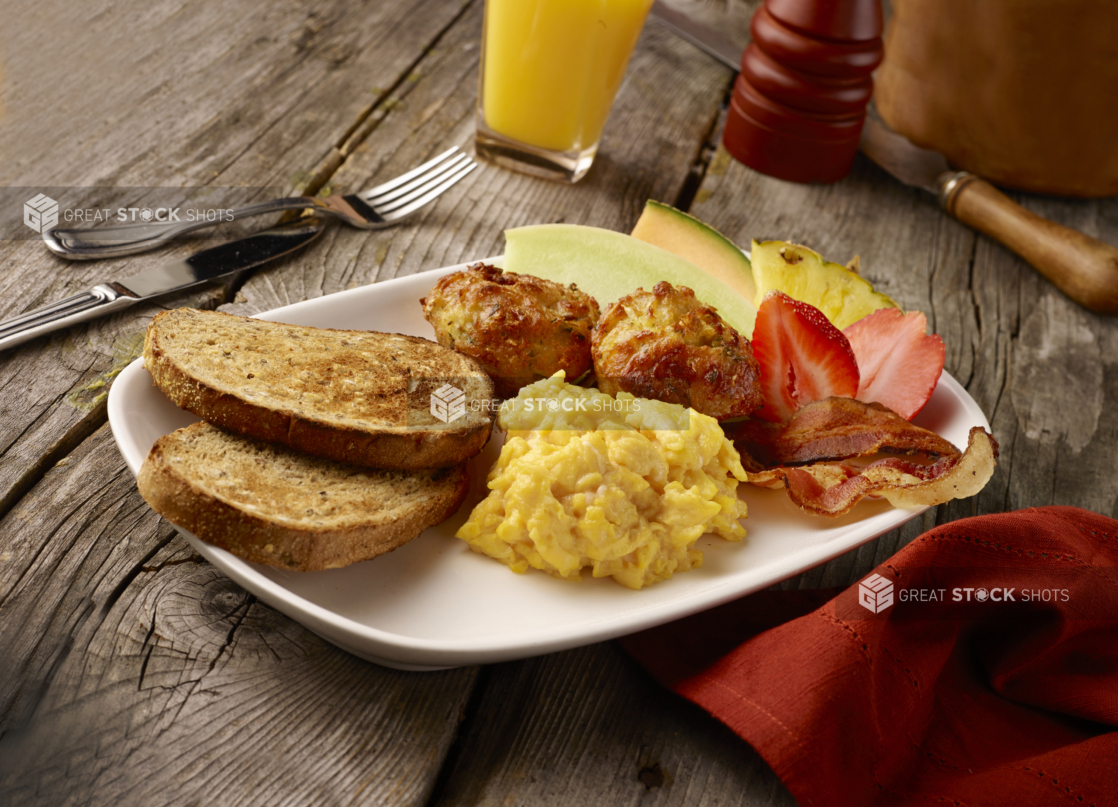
[{"x1": 108, "y1": 259, "x2": 990, "y2": 670}]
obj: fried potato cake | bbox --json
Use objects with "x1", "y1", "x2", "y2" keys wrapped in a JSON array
[
  {"x1": 421, "y1": 263, "x2": 600, "y2": 398},
  {"x1": 591, "y1": 281, "x2": 763, "y2": 420}
]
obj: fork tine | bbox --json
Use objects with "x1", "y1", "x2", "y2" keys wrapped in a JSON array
[
  {"x1": 378, "y1": 161, "x2": 478, "y2": 222},
  {"x1": 368, "y1": 153, "x2": 469, "y2": 212},
  {"x1": 360, "y1": 146, "x2": 461, "y2": 199},
  {"x1": 365, "y1": 152, "x2": 471, "y2": 207}
]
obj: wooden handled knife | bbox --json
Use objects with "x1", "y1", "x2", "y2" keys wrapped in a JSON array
[{"x1": 860, "y1": 117, "x2": 1118, "y2": 315}]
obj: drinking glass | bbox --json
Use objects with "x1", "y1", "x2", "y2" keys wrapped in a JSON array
[{"x1": 475, "y1": 0, "x2": 655, "y2": 183}]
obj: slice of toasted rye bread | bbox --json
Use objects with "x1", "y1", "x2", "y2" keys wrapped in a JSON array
[
  {"x1": 138, "y1": 422, "x2": 469, "y2": 571},
  {"x1": 144, "y1": 308, "x2": 495, "y2": 470}
]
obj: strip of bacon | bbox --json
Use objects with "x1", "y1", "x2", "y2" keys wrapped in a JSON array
[
  {"x1": 728, "y1": 397, "x2": 999, "y2": 517},
  {"x1": 726, "y1": 397, "x2": 961, "y2": 467},
  {"x1": 773, "y1": 428, "x2": 998, "y2": 516}
]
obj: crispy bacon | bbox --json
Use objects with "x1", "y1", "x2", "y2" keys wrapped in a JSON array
[
  {"x1": 728, "y1": 397, "x2": 999, "y2": 517},
  {"x1": 726, "y1": 397, "x2": 960, "y2": 467}
]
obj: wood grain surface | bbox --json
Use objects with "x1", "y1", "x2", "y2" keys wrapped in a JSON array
[
  {"x1": 0, "y1": 425, "x2": 478, "y2": 807},
  {"x1": 944, "y1": 175, "x2": 1118, "y2": 315},
  {"x1": 2, "y1": 0, "x2": 1116, "y2": 805},
  {"x1": 0, "y1": 0, "x2": 469, "y2": 517}
]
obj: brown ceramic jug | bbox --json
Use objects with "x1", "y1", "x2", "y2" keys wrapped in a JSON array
[{"x1": 874, "y1": 0, "x2": 1118, "y2": 198}]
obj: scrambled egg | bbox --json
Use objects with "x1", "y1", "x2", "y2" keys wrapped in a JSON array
[{"x1": 456, "y1": 375, "x2": 749, "y2": 589}]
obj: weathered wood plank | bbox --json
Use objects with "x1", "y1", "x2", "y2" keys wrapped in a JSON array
[
  {"x1": 0, "y1": 424, "x2": 479, "y2": 807},
  {"x1": 992, "y1": 196, "x2": 1118, "y2": 518},
  {"x1": 431, "y1": 643, "x2": 796, "y2": 807},
  {"x1": 0, "y1": 0, "x2": 473, "y2": 188},
  {"x1": 0, "y1": 0, "x2": 473, "y2": 518}
]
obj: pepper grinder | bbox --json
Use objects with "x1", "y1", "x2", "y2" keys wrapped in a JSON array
[{"x1": 722, "y1": 0, "x2": 883, "y2": 184}]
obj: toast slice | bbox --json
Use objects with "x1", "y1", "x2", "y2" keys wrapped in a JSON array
[
  {"x1": 144, "y1": 308, "x2": 495, "y2": 470},
  {"x1": 138, "y1": 422, "x2": 469, "y2": 571}
]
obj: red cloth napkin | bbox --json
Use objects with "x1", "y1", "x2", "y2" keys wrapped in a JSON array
[{"x1": 622, "y1": 506, "x2": 1118, "y2": 807}]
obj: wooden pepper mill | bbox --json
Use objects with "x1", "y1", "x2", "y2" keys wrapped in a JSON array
[{"x1": 723, "y1": 0, "x2": 883, "y2": 183}]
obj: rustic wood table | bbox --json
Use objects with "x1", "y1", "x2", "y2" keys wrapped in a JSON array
[{"x1": 2, "y1": 1, "x2": 1115, "y2": 804}]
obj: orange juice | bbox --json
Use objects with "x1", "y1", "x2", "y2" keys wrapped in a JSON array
[{"x1": 480, "y1": 0, "x2": 654, "y2": 155}]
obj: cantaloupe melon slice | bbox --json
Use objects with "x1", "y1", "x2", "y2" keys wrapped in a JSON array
[
  {"x1": 503, "y1": 224, "x2": 757, "y2": 337},
  {"x1": 631, "y1": 200, "x2": 758, "y2": 304}
]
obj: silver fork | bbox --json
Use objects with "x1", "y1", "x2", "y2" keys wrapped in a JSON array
[{"x1": 43, "y1": 147, "x2": 478, "y2": 260}]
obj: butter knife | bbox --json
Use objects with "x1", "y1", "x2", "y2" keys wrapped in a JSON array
[
  {"x1": 860, "y1": 117, "x2": 1118, "y2": 315},
  {"x1": 0, "y1": 216, "x2": 325, "y2": 352}
]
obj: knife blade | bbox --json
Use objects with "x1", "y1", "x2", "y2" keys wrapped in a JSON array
[
  {"x1": 0, "y1": 216, "x2": 325, "y2": 352},
  {"x1": 858, "y1": 117, "x2": 955, "y2": 196},
  {"x1": 649, "y1": 0, "x2": 741, "y2": 72},
  {"x1": 860, "y1": 116, "x2": 1118, "y2": 315}
]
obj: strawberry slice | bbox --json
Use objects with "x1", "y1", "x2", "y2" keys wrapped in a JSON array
[
  {"x1": 751, "y1": 291, "x2": 860, "y2": 422},
  {"x1": 843, "y1": 308, "x2": 945, "y2": 420}
]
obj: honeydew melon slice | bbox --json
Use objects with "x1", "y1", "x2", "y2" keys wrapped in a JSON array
[
  {"x1": 630, "y1": 200, "x2": 758, "y2": 304},
  {"x1": 503, "y1": 224, "x2": 757, "y2": 337}
]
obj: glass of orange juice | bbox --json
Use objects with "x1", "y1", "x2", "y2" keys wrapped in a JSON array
[{"x1": 476, "y1": 0, "x2": 655, "y2": 183}]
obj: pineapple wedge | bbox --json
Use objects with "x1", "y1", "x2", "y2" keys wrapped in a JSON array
[{"x1": 751, "y1": 240, "x2": 899, "y2": 330}]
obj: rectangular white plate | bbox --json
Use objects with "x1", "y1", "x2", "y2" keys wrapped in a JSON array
[{"x1": 108, "y1": 259, "x2": 990, "y2": 670}]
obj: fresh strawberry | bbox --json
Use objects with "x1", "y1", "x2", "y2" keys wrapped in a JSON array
[
  {"x1": 843, "y1": 308, "x2": 945, "y2": 420},
  {"x1": 751, "y1": 291, "x2": 860, "y2": 422}
]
